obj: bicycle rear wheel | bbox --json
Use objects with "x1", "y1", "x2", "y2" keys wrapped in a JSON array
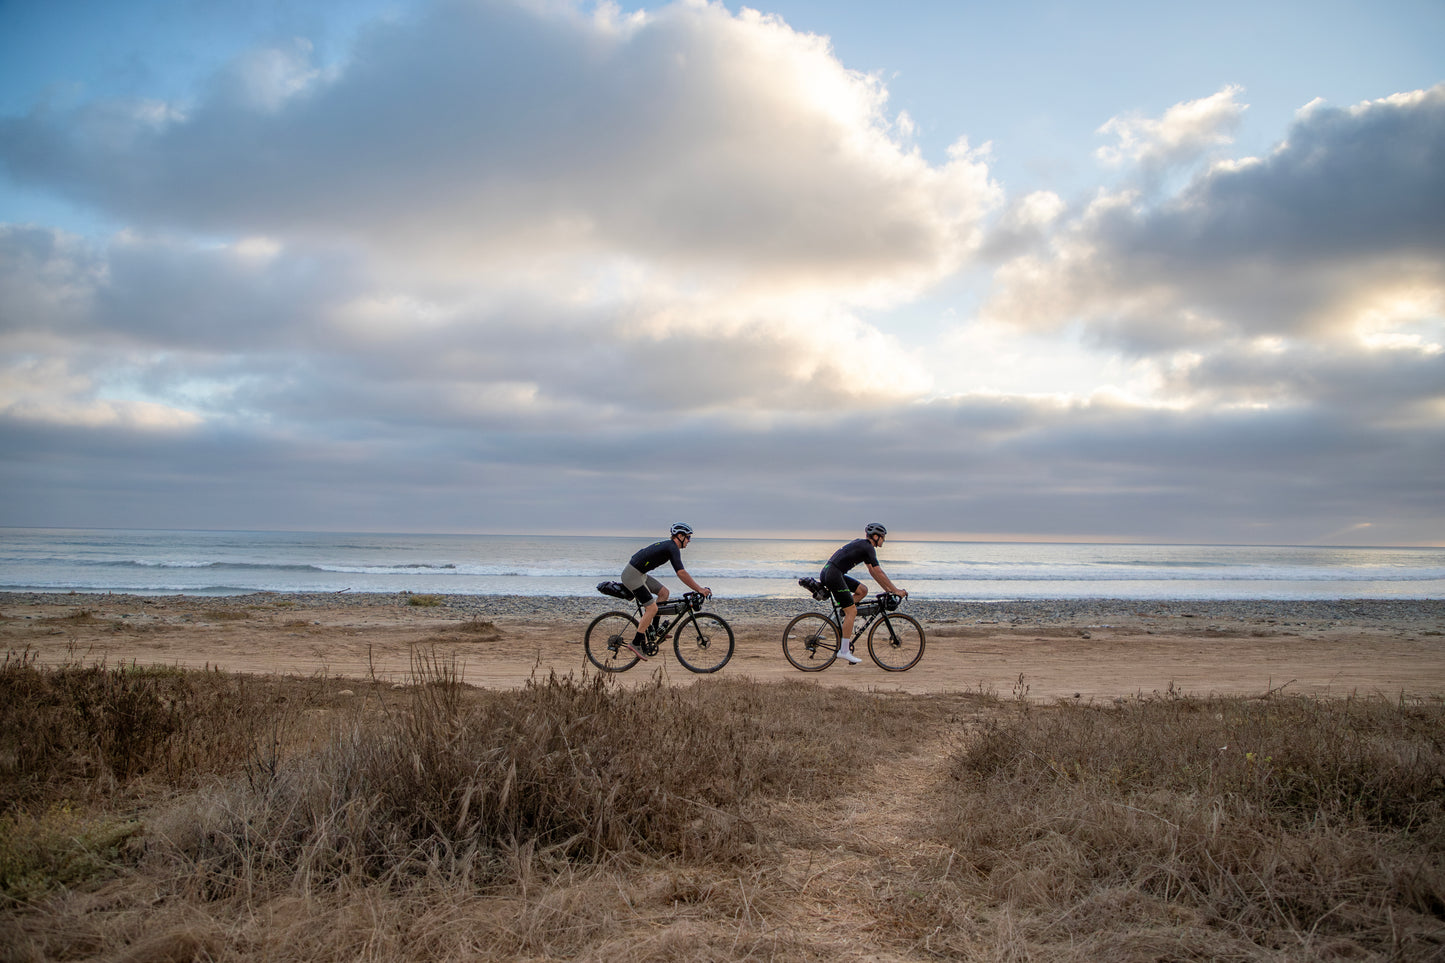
[
  {"x1": 867, "y1": 613, "x2": 925, "y2": 671},
  {"x1": 782, "y1": 612, "x2": 839, "y2": 671},
  {"x1": 584, "y1": 611, "x2": 641, "y2": 672},
  {"x1": 673, "y1": 613, "x2": 735, "y2": 673}
]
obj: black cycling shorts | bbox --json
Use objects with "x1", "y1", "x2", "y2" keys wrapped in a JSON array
[{"x1": 820, "y1": 564, "x2": 861, "y2": 608}]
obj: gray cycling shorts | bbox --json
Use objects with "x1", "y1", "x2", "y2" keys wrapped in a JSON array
[{"x1": 620, "y1": 564, "x2": 663, "y2": 604}]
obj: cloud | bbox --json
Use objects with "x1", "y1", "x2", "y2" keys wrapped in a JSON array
[
  {"x1": 1096, "y1": 84, "x2": 1247, "y2": 177},
  {"x1": 981, "y1": 84, "x2": 1445, "y2": 417},
  {"x1": 0, "y1": 0, "x2": 965, "y2": 451},
  {"x1": 0, "y1": 0, "x2": 998, "y2": 296},
  {"x1": 0, "y1": 355, "x2": 204, "y2": 431}
]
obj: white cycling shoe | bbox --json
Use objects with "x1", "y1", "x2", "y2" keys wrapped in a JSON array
[{"x1": 838, "y1": 646, "x2": 862, "y2": 665}]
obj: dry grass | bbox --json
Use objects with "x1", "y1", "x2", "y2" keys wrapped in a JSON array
[
  {"x1": 199, "y1": 608, "x2": 253, "y2": 622},
  {"x1": 0, "y1": 649, "x2": 332, "y2": 809},
  {"x1": 923, "y1": 690, "x2": 1445, "y2": 960},
  {"x1": 1, "y1": 654, "x2": 1441, "y2": 962}
]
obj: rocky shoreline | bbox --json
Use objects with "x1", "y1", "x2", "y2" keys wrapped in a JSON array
[{"x1": 4, "y1": 591, "x2": 1441, "y2": 628}]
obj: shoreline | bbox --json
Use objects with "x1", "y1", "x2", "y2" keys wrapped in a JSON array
[{"x1": 4, "y1": 590, "x2": 1442, "y2": 625}]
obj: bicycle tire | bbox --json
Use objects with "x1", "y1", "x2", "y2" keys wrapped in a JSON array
[
  {"x1": 782, "y1": 612, "x2": 840, "y2": 671},
  {"x1": 672, "y1": 612, "x2": 735, "y2": 673},
  {"x1": 584, "y1": 611, "x2": 642, "y2": 672},
  {"x1": 867, "y1": 612, "x2": 925, "y2": 671}
]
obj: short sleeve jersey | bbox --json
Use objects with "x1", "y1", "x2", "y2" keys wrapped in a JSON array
[
  {"x1": 629, "y1": 539, "x2": 684, "y2": 574},
  {"x1": 827, "y1": 538, "x2": 878, "y2": 575}
]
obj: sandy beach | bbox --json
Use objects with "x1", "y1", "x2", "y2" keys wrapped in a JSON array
[{"x1": 4, "y1": 591, "x2": 1442, "y2": 700}]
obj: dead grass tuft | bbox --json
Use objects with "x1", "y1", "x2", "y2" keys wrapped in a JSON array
[
  {"x1": 160, "y1": 663, "x2": 930, "y2": 900},
  {"x1": 916, "y1": 691, "x2": 1445, "y2": 959},
  {"x1": 0, "y1": 649, "x2": 336, "y2": 811},
  {"x1": 200, "y1": 608, "x2": 251, "y2": 622},
  {"x1": 456, "y1": 618, "x2": 500, "y2": 639}
]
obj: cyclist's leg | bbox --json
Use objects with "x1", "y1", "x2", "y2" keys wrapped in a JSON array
[
  {"x1": 822, "y1": 566, "x2": 863, "y2": 662},
  {"x1": 841, "y1": 581, "x2": 863, "y2": 639},
  {"x1": 621, "y1": 566, "x2": 660, "y2": 656}
]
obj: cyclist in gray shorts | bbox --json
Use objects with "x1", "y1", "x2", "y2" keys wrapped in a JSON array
[{"x1": 620, "y1": 522, "x2": 712, "y2": 659}]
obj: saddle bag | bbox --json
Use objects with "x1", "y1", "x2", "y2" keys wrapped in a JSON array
[
  {"x1": 596, "y1": 580, "x2": 631, "y2": 600},
  {"x1": 797, "y1": 576, "x2": 830, "y2": 602}
]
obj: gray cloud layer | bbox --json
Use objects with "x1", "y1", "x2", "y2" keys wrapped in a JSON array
[
  {"x1": 984, "y1": 86, "x2": 1445, "y2": 422},
  {"x1": 1, "y1": 0, "x2": 1441, "y2": 543}
]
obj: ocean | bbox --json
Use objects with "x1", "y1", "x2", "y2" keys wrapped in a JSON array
[{"x1": 1, "y1": 528, "x2": 1442, "y2": 601}]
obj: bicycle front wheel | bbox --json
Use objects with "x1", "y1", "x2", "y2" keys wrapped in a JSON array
[
  {"x1": 867, "y1": 613, "x2": 925, "y2": 671},
  {"x1": 782, "y1": 612, "x2": 839, "y2": 671},
  {"x1": 673, "y1": 613, "x2": 735, "y2": 673},
  {"x1": 584, "y1": 611, "x2": 641, "y2": 672}
]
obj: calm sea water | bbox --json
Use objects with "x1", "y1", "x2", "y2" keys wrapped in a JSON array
[{"x1": 1, "y1": 528, "x2": 1441, "y2": 601}]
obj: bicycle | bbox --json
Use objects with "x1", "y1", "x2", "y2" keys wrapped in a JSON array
[
  {"x1": 781, "y1": 577, "x2": 925, "y2": 671},
  {"x1": 584, "y1": 581, "x2": 735, "y2": 673}
]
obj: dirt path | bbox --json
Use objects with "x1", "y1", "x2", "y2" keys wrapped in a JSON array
[
  {"x1": 759, "y1": 720, "x2": 975, "y2": 960},
  {"x1": 3, "y1": 594, "x2": 1442, "y2": 702}
]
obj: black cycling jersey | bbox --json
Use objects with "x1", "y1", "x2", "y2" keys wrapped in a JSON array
[
  {"x1": 629, "y1": 538, "x2": 684, "y2": 574},
  {"x1": 826, "y1": 538, "x2": 878, "y2": 574}
]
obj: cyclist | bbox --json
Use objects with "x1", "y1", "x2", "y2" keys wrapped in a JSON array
[
  {"x1": 619, "y1": 523, "x2": 712, "y2": 660},
  {"x1": 820, "y1": 522, "x2": 908, "y2": 664}
]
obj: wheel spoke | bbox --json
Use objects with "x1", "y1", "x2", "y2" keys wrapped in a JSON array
[
  {"x1": 584, "y1": 611, "x2": 641, "y2": 672},
  {"x1": 867, "y1": 613, "x2": 924, "y2": 671},
  {"x1": 782, "y1": 612, "x2": 839, "y2": 671},
  {"x1": 673, "y1": 613, "x2": 735, "y2": 673}
]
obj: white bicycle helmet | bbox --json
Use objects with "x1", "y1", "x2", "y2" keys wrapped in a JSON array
[{"x1": 671, "y1": 522, "x2": 694, "y2": 538}]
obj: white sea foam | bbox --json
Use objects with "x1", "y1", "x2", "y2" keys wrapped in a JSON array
[{"x1": 1, "y1": 529, "x2": 1441, "y2": 599}]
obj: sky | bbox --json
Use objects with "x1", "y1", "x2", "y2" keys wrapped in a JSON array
[{"x1": 0, "y1": 0, "x2": 1442, "y2": 545}]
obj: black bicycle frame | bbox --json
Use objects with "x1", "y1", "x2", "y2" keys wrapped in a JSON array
[
  {"x1": 828, "y1": 592, "x2": 905, "y2": 643},
  {"x1": 630, "y1": 591, "x2": 707, "y2": 652}
]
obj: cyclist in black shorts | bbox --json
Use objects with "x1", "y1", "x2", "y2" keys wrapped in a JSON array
[
  {"x1": 819, "y1": 522, "x2": 908, "y2": 664},
  {"x1": 619, "y1": 522, "x2": 712, "y2": 660}
]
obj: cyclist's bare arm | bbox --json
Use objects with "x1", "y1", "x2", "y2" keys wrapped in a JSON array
[
  {"x1": 866, "y1": 563, "x2": 907, "y2": 597},
  {"x1": 677, "y1": 569, "x2": 712, "y2": 596}
]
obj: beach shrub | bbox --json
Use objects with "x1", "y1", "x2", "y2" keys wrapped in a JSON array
[
  {"x1": 168, "y1": 664, "x2": 933, "y2": 894},
  {"x1": 921, "y1": 692, "x2": 1445, "y2": 959},
  {"x1": 0, "y1": 804, "x2": 141, "y2": 901},
  {"x1": 0, "y1": 651, "x2": 312, "y2": 809}
]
